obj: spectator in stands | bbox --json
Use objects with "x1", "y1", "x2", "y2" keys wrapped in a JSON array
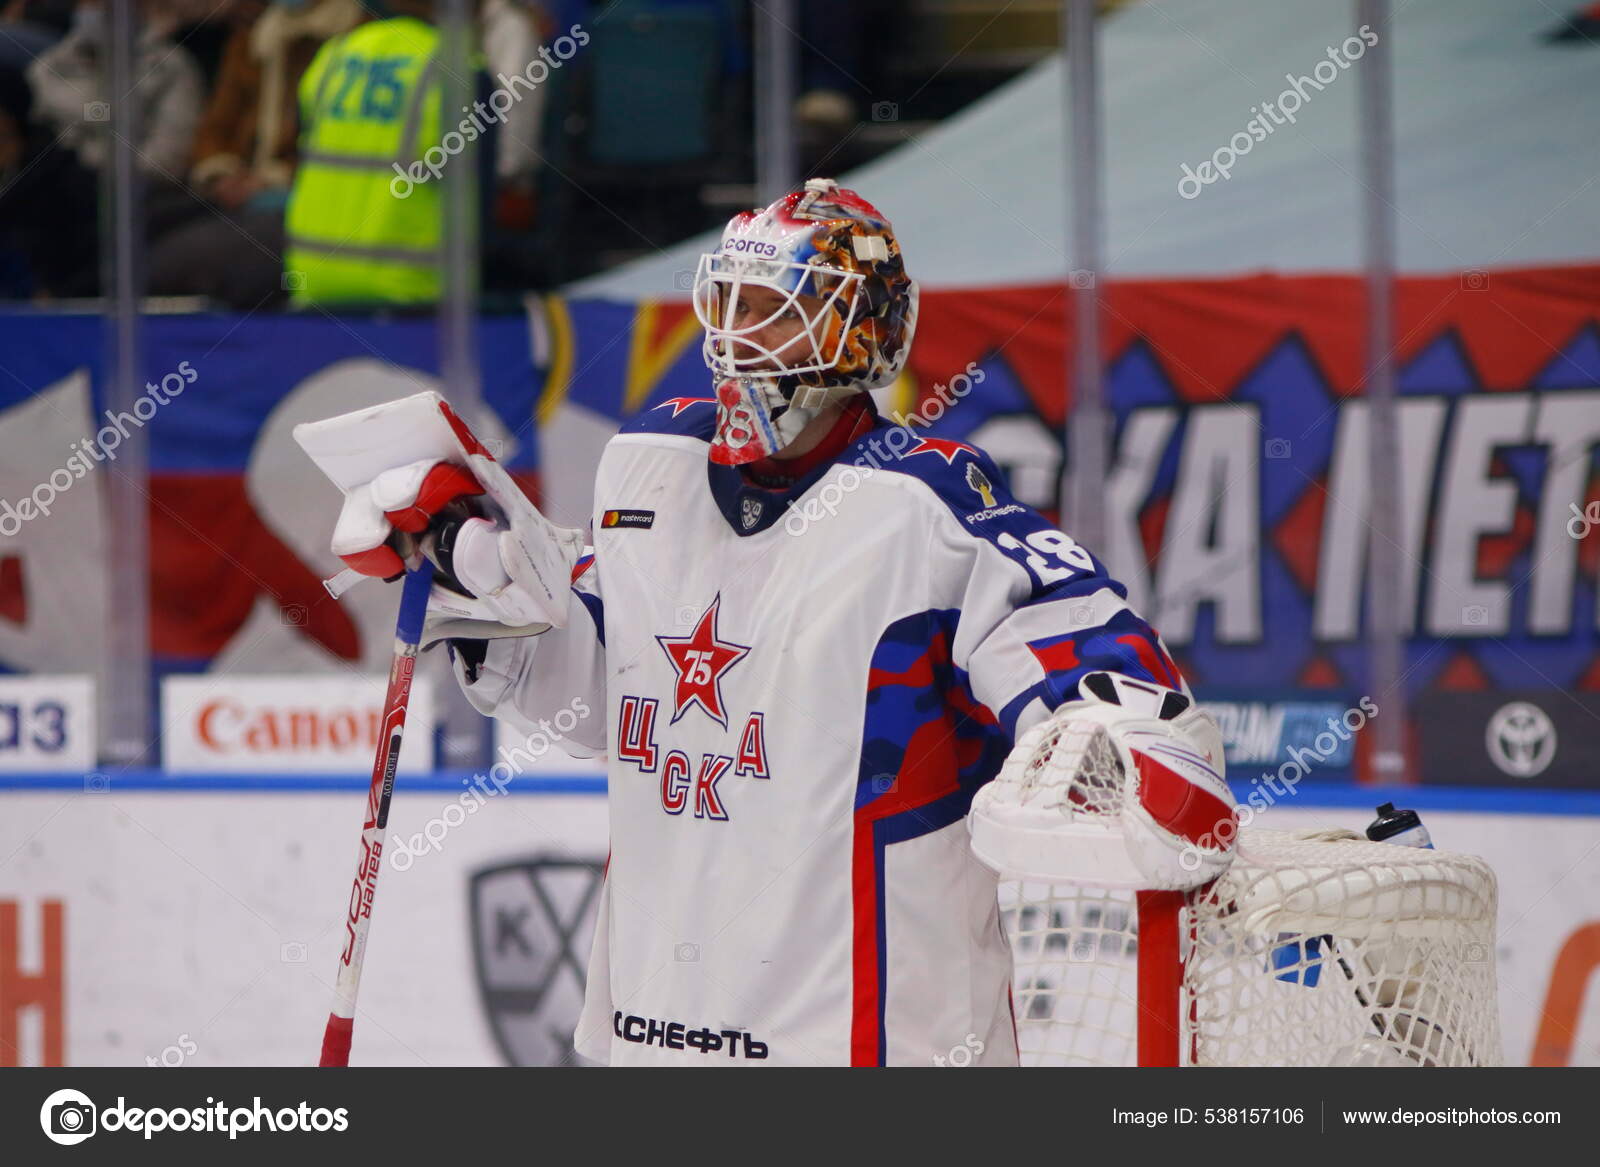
[
  {"x1": 473, "y1": 0, "x2": 555, "y2": 284},
  {"x1": 147, "y1": 0, "x2": 364, "y2": 306},
  {"x1": 188, "y1": 0, "x2": 361, "y2": 215},
  {"x1": 0, "y1": 61, "x2": 99, "y2": 298},
  {"x1": 794, "y1": 0, "x2": 904, "y2": 170},
  {"x1": 481, "y1": 0, "x2": 546, "y2": 193},
  {"x1": 166, "y1": 0, "x2": 256, "y2": 90},
  {"x1": 470, "y1": 0, "x2": 610, "y2": 295},
  {"x1": 283, "y1": 0, "x2": 497, "y2": 307},
  {"x1": 25, "y1": 0, "x2": 204, "y2": 177},
  {"x1": 0, "y1": 0, "x2": 74, "y2": 69}
]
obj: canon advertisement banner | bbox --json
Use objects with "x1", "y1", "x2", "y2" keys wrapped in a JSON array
[{"x1": 161, "y1": 677, "x2": 436, "y2": 774}]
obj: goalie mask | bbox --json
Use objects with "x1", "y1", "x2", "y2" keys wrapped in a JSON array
[{"x1": 692, "y1": 178, "x2": 919, "y2": 465}]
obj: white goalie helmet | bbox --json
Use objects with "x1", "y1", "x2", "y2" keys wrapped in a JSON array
[{"x1": 691, "y1": 178, "x2": 919, "y2": 464}]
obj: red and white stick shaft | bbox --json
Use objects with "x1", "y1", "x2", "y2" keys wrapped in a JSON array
[{"x1": 318, "y1": 561, "x2": 434, "y2": 1067}]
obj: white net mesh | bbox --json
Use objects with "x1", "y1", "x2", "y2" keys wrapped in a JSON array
[
  {"x1": 1023, "y1": 716, "x2": 1126, "y2": 817},
  {"x1": 1006, "y1": 882, "x2": 1141, "y2": 1066},
  {"x1": 999, "y1": 828, "x2": 1501, "y2": 1066}
]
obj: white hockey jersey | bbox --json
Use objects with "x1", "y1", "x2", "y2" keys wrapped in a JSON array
[{"x1": 451, "y1": 397, "x2": 1187, "y2": 1066}]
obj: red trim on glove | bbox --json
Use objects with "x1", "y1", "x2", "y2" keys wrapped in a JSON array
[
  {"x1": 438, "y1": 401, "x2": 495, "y2": 460},
  {"x1": 341, "y1": 544, "x2": 405, "y2": 579},
  {"x1": 384, "y1": 463, "x2": 484, "y2": 534},
  {"x1": 1134, "y1": 752, "x2": 1235, "y2": 848}
]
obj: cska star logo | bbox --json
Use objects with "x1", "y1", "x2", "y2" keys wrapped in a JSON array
[
  {"x1": 653, "y1": 396, "x2": 714, "y2": 418},
  {"x1": 904, "y1": 436, "x2": 977, "y2": 465},
  {"x1": 655, "y1": 594, "x2": 751, "y2": 728}
]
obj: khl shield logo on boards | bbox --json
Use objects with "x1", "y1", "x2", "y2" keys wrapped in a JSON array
[{"x1": 470, "y1": 857, "x2": 605, "y2": 1066}]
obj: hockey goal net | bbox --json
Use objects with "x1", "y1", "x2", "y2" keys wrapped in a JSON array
[
  {"x1": 999, "y1": 829, "x2": 1501, "y2": 1067},
  {"x1": 983, "y1": 714, "x2": 1501, "y2": 1067}
]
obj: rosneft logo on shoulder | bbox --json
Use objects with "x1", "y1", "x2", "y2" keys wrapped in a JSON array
[
  {"x1": 965, "y1": 463, "x2": 997, "y2": 509},
  {"x1": 602, "y1": 509, "x2": 656, "y2": 530}
]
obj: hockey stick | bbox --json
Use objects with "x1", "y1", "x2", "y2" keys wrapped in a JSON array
[{"x1": 317, "y1": 558, "x2": 436, "y2": 1067}]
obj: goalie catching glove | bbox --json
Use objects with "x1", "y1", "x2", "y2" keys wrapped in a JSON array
[{"x1": 968, "y1": 672, "x2": 1237, "y2": 891}]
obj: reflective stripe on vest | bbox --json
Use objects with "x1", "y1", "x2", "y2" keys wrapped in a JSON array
[{"x1": 282, "y1": 237, "x2": 441, "y2": 264}]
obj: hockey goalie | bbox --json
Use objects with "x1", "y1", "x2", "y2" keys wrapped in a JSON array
[{"x1": 311, "y1": 179, "x2": 1237, "y2": 1065}]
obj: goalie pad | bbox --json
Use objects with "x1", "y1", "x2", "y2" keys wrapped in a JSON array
[
  {"x1": 293, "y1": 391, "x2": 586, "y2": 638},
  {"x1": 968, "y1": 672, "x2": 1236, "y2": 891}
]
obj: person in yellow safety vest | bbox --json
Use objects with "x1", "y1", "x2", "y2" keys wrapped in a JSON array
[{"x1": 284, "y1": 0, "x2": 494, "y2": 308}]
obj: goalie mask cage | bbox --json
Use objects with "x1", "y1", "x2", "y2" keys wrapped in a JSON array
[{"x1": 999, "y1": 828, "x2": 1501, "y2": 1066}]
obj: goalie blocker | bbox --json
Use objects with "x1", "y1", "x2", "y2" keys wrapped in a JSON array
[{"x1": 293, "y1": 391, "x2": 587, "y2": 646}]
